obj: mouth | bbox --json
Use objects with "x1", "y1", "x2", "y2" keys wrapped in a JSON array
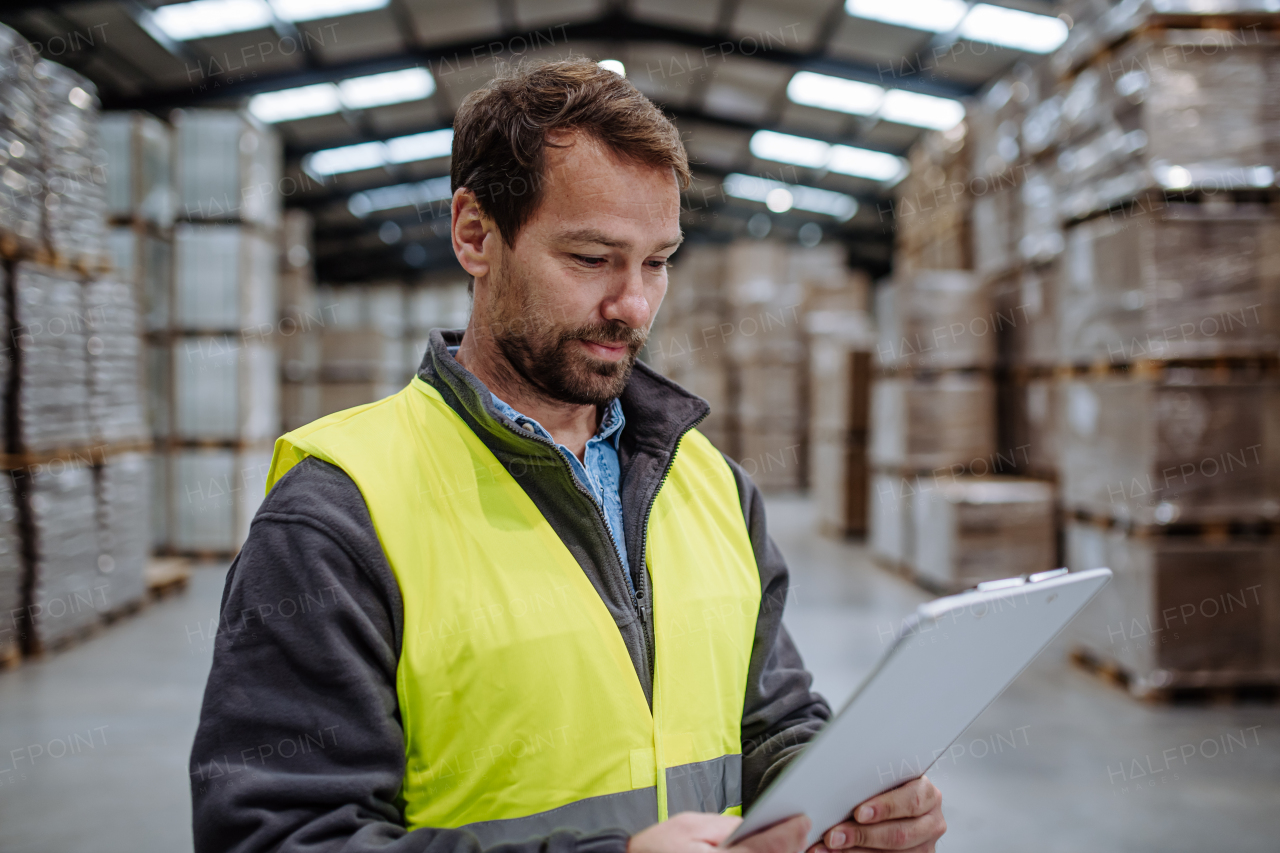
[{"x1": 578, "y1": 339, "x2": 630, "y2": 362}]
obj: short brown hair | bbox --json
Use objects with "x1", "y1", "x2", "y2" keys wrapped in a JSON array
[{"x1": 450, "y1": 57, "x2": 691, "y2": 247}]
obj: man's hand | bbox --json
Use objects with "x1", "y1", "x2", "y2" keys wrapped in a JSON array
[
  {"x1": 628, "y1": 812, "x2": 811, "y2": 853},
  {"x1": 808, "y1": 777, "x2": 945, "y2": 853}
]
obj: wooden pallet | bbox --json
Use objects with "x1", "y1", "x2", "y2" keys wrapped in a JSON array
[
  {"x1": 1065, "y1": 508, "x2": 1279, "y2": 540},
  {"x1": 1071, "y1": 649, "x2": 1280, "y2": 705},
  {"x1": 0, "y1": 440, "x2": 153, "y2": 472},
  {"x1": 0, "y1": 640, "x2": 21, "y2": 671},
  {"x1": 1053, "y1": 356, "x2": 1280, "y2": 382},
  {"x1": 146, "y1": 557, "x2": 192, "y2": 600}
]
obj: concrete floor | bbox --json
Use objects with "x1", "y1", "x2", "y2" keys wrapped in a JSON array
[{"x1": 1, "y1": 493, "x2": 1277, "y2": 852}]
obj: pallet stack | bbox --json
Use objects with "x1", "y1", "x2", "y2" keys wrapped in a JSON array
[
  {"x1": 646, "y1": 241, "x2": 734, "y2": 454},
  {"x1": 968, "y1": 3, "x2": 1280, "y2": 697},
  {"x1": 167, "y1": 109, "x2": 280, "y2": 555},
  {"x1": 872, "y1": 114, "x2": 1059, "y2": 590},
  {"x1": 316, "y1": 282, "x2": 406, "y2": 417},
  {"x1": 0, "y1": 26, "x2": 153, "y2": 657},
  {"x1": 406, "y1": 277, "x2": 471, "y2": 379},
  {"x1": 279, "y1": 209, "x2": 321, "y2": 432}
]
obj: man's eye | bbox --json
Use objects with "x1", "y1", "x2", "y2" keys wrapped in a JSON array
[
  {"x1": 575, "y1": 255, "x2": 606, "y2": 266},
  {"x1": 648, "y1": 259, "x2": 671, "y2": 270}
]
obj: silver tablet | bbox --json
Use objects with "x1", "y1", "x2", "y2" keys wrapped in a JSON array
[{"x1": 727, "y1": 567, "x2": 1112, "y2": 848}]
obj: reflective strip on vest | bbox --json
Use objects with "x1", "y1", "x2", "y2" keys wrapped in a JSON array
[{"x1": 266, "y1": 377, "x2": 761, "y2": 841}]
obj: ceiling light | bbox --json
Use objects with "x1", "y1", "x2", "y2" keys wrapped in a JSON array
[
  {"x1": 307, "y1": 141, "x2": 388, "y2": 176},
  {"x1": 750, "y1": 131, "x2": 831, "y2": 170},
  {"x1": 958, "y1": 4, "x2": 1069, "y2": 53},
  {"x1": 269, "y1": 0, "x2": 389, "y2": 21},
  {"x1": 385, "y1": 129, "x2": 453, "y2": 164},
  {"x1": 152, "y1": 0, "x2": 275, "y2": 40},
  {"x1": 306, "y1": 129, "x2": 454, "y2": 177},
  {"x1": 878, "y1": 89, "x2": 966, "y2": 130},
  {"x1": 248, "y1": 83, "x2": 342, "y2": 123},
  {"x1": 723, "y1": 173, "x2": 858, "y2": 221},
  {"x1": 749, "y1": 131, "x2": 907, "y2": 183},
  {"x1": 829, "y1": 145, "x2": 906, "y2": 182},
  {"x1": 338, "y1": 67, "x2": 435, "y2": 108},
  {"x1": 787, "y1": 71, "x2": 883, "y2": 116},
  {"x1": 786, "y1": 70, "x2": 965, "y2": 129},
  {"x1": 598, "y1": 59, "x2": 626, "y2": 77},
  {"x1": 765, "y1": 188, "x2": 794, "y2": 213},
  {"x1": 845, "y1": 0, "x2": 967, "y2": 33},
  {"x1": 348, "y1": 175, "x2": 454, "y2": 217}
]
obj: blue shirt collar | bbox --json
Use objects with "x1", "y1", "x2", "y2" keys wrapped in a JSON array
[{"x1": 447, "y1": 345, "x2": 626, "y2": 449}]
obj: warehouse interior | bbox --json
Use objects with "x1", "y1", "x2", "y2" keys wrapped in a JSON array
[{"x1": 0, "y1": 0, "x2": 1278, "y2": 851}]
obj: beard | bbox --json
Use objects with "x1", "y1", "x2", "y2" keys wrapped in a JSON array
[{"x1": 485, "y1": 260, "x2": 649, "y2": 407}]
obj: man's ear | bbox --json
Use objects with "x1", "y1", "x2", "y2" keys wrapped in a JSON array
[{"x1": 452, "y1": 188, "x2": 495, "y2": 278}]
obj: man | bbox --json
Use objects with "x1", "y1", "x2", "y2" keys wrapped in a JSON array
[{"x1": 190, "y1": 58, "x2": 946, "y2": 853}]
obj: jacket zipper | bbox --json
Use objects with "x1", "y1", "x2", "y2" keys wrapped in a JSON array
[{"x1": 501, "y1": 407, "x2": 707, "y2": 692}]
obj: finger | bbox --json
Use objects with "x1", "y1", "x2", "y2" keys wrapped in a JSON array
[
  {"x1": 851, "y1": 777, "x2": 941, "y2": 825},
  {"x1": 732, "y1": 814, "x2": 811, "y2": 853},
  {"x1": 667, "y1": 811, "x2": 742, "y2": 846},
  {"x1": 823, "y1": 812, "x2": 945, "y2": 851}
]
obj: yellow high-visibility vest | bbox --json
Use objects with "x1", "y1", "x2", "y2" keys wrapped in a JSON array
[{"x1": 266, "y1": 376, "x2": 762, "y2": 845}]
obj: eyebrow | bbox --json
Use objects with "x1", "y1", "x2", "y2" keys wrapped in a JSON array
[{"x1": 559, "y1": 228, "x2": 684, "y2": 253}]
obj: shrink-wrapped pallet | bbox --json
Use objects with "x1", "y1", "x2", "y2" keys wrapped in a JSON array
[
  {"x1": 0, "y1": 24, "x2": 41, "y2": 255},
  {"x1": 1060, "y1": 205, "x2": 1280, "y2": 364},
  {"x1": 85, "y1": 277, "x2": 147, "y2": 444},
  {"x1": 892, "y1": 124, "x2": 971, "y2": 274},
  {"x1": 876, "y1": 271, "x2": 995, "y2": 370},
  {"x1": 100, "y1": 111, "x2": 174, "y2": 226},
  {"x1": 1059, "y1": 372, "x2": 1280, "y2": 525},
  {"x1": 971, "y1": 181, "x2": 1020, "y2": 278},
  {"x1": 1056, "y1": 30, "x2": 1280, "y2": 219},
  {"x1": 1066, "y1": 520, "x2": 1280, "y2": 694},
  {"x1": 22, "y1": 464, "x2": 103, "y2": 649},
  {"x1": 913, "y1": 478, "x2": 1056, "y2": 591},
  {"x1": 171, "y1": 336, "x2": 279, "y2": 443},
  {"x1": 994, "y1": 264, "x2": 1058, "y2": 368},
  {"x1": 95, "y1": 451, "x2": 150, "y2": 614},
  {"x1": 36, "y1": 61, "x2": 107, "y2": 266},
  {"x1": 0, "y1": 476, "x2": 21, "y2": 660},
  {"x1": 107, "y1": 225, "x2": 172, "y2": 331},
  {"x1": 169, "y1": 447, "x2": 272, "y2": 553},
  {"x1": 869, "y1": 374, "x2": 996, "y2": 471},
  {"x1": 174, "y1": 223, "x2": 277, "y2": 332},
  {"x1": 11, "y1": 262, "x2": 90, "y2": 452},
  {"x1": 173, "y1": 109, "x2": 280, "y2": 227}
]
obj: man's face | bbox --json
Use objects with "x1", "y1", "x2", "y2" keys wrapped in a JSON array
[{"x1": 480, "y1": 132, "x2": 682, "y2": 406}]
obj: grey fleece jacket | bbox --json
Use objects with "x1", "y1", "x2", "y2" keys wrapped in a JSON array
[{"x1": 189, "y1": 329, "x2": 831, "y2": 853}]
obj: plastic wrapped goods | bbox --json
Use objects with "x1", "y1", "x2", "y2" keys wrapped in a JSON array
[
  {"x1": 173, "y1": 109, "x2": 281, "y2": 228},
  {"x1": 107, "y1": 226, "x2": 172, "y2": 332},
  {"x1": 811, "y1": 435, "x2": 868, "y2": 537},
  {"x1": 0, "y1": 476, "x2": 22, "y2": 659},
  {"x1": 0, "y1": 24, "x2": 42, "y2": 255},
  {"x1": 869, "y1": 471, "x2": 916, "y2": 568},
  {"x1": 95, "y1": 452, "x2": 150, "y2": 614},
  {"x1": 1066, "y1": 520, "x2": 1280, "y2": 694},
  {"x1": 171, "y1": 336, "x2": 280, "y2": 443},
  {"x1": 169, "y1": 448, "x2": 271, "y2": 554},
  {"x1": 1060, "y1": 205, "x2": 1280, "y2": 364},
  {"x1": 11, "y1": 262, "x2": 90, "y2": 452},
  {"x1": 998, "y1": 377, "x2": 1060, "y2": 479},
  {"x1": 876, "y1": 271, "x2": 995, "y2": 370},
  {"x1": 1059, "y1": 372, "x2": 1280, "y2": 526},
  {"x1": 913, "y1": 477, "x2": 1056, "y2": 592},
  {"x1": 85, "y1": 278, "x2": 147, "y2": 444},
  {"x1": 22, "y1": 463, "x2": 102, "y2": 649},
  {"x1": 100, "y1": 111, "x2": 174, "y2": 226},
  {"x1": 36, "y1": 61, "x2": 107, "y2": 266},
  {"x1": 870, "y1": 373, "x2": 997, "y2": 471},
  {"x1": 174, "y1": 223, "x2": 278, "y2": 332}
]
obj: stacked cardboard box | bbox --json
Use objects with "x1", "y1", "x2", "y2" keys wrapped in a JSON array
[
  {"x1": 316, "y1": 282, "x2": 406, "y2": 416},
  {"x1": 645, "y1": 242, "x2": 733, "y2": 453},
  {"x1": 405, "y1": 278, "x2": 470, "y2": 380},
  {"x1": 807, "y1": 312, "x2": 873, "y2": 536},
  {"x1": 892, "y1": 124, "x2": 972, "y2": 275},
  {"x1": 962, "y1": 3, "x2": 1280, "y2": 695},
  {"x1": 167, "y1": 109, "x2": 280, "y2": 555}
]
